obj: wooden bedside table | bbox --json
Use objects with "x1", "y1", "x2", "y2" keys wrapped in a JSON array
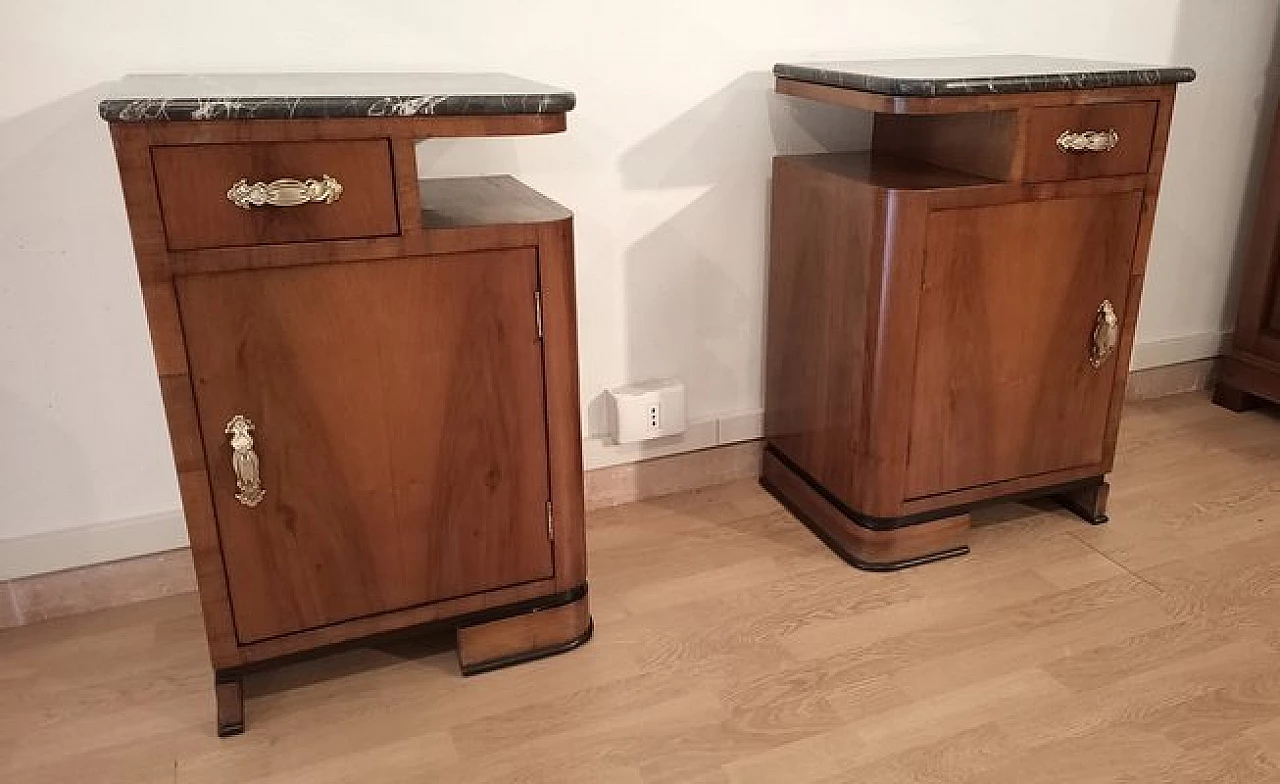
[
  {"x1": 100, "y1": 73, "x2": 590, "y2": 735},
  {"x1": 762, "y1": 56, "x2": 1195, "y2": 570}
]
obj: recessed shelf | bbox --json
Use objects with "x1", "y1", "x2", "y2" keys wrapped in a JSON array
[{"x1": 420, "y1": 175, "x2": 571, "y2": 229}]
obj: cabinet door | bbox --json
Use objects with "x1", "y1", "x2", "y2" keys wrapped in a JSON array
[
  {"x1": 177, "y1": 249, "x2": 554, "y2": 643},
  {"x1": 905, "y1": 192, "x2": 1142, "y2": 499}
]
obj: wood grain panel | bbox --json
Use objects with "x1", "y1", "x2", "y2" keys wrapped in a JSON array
[
  {"x1": 152, "y1": 140, "x2": 400, "y2": 250},
  {"x1": 176, "y1": 249, "x2": 554, "y2": 642},
  {"x1": 763, "y1": 156, "x2": 877, "y2": 510},
  {"x1": 873, "y1": 110, "x2": 1022, "y2": 180},
  {"x1": 905, "y1": 191, "x2": 1143, "y2": 498}
]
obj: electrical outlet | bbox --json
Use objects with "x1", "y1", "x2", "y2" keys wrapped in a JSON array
[{"x1": 607, "y1": 379, "x2": 687, "y2": 443}]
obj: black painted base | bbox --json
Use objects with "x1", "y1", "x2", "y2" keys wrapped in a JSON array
[
  {"x1": 1058, "y1": 498, "x2": 1110, "y2": 525},
  {"x1": 214, "y1": 674, "x2": 244, "y2": 738},
  {"x1": 760, "y1": 473, "x2": 970, "y2": 572},
  {"x1": 210, "y1": 583, "x2": 589, "y2": 736},
  {"x1": 460, "y1": 619, "x2": 595, "y2": 677},
  {"x1": 1052, "y1": 480, "x2": 1111, "y2": 526}
]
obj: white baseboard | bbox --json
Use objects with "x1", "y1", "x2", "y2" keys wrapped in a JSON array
[
  {"x1": 582, "y1": 408, "x2": 764, "y2": 470},
  {"x1": 0, "y1": 511, "x2": 188, "y2": 581},
  {"x1": 1130, "y1": 330, "x2": 1230, "y2": 371}
]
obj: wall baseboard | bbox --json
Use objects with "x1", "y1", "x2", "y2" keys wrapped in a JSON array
[
  {"x1": 1130, "y1": 330, "x2": 1230, "y2": 370},
  {"x1": 1126, "y1": 357, "x2": 1219, "y2": 402},
  {"x1": 0, "y1": 510, "x2": 188, "y2": 582},
  {"x1": 0, "y1": 354, "x2": 1224, "y2": 629}
]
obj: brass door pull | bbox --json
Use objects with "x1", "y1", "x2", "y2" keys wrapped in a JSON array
[
  {"x1": 225, "y1": 415, "x2": 265, "y2": 507},
  {"x1": 226, "y1": 175, "x2": 343, "y2": 209},
  {"x1": 1090, "y1": 300, "x2": 1119, "y2": 369},
  {"x1": 1057, "y1": 129, "x2": 1120, "y2": 153}
]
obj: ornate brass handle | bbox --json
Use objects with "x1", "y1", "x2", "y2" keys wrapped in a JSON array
[
  {"x1": 1057, "y1": 129, "x2": 1120, "y2": 153},
  {"x1": 1089, "y1": 300, "x2": 1120, "y2": 369},
  {"x1": 226, "y1": 175, "x2": 343, "y2": 209},
  {"x1": 224, "y1": 415, "x2": 265, "y2": 507}
]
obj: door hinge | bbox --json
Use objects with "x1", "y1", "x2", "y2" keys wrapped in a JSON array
[
  {"x1": 534, "y1": 291, "x2": 544, "y2": 339},
  {"x1": 546, "y1": 500, "x2": 554, "y2": 542}
]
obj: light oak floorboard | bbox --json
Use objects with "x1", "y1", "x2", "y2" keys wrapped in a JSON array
[{"x1": 2, "y1": 392, "x2": 1280, "y2": 782}]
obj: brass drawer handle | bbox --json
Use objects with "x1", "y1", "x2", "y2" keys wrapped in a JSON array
[
  {"x1": 1057, "y1": 129, "x2": 1120, "y2": 153},
  {"x1": 224, "y1": 415, "x2": 265, "y2": 507},
  {"x1": 226, "y1": 175, "x2": 343, "y2": 209},
  {"x1": 1090, "y1": 300, "x2": 1120, "y2": 369}
]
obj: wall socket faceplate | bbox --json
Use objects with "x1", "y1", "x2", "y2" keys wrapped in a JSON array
[{"x1": 606, "y1": 378, "x2": 687, "y2": 444}]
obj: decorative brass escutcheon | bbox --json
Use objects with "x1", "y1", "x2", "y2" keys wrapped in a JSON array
[
  {"x1": 224, "y1": 415, "x2": 265, "y2": 507},
  {"x1": 226, "y1": 175, "x2": 343, "y2": 209},
  {"x1": 1090, "y1": 300, "x2": 1120, "y2": 369},
  {"x1": 1057, "y1": 128, "x2": 1120, "y2": 153}
]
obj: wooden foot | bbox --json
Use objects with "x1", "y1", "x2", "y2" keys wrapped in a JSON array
[
  {"x1": 1213, "y1": 382, "x2": 1260, "y2": 412},
  {"x1": 214, "y1": 674, "x2": 245, "y2": 737},
  {"x1": 1056, "y1": 480, "x2": 1110, "y2": 525},
  {"x1": 760, "y1": 448, "x2": 970, "y2": 570},
  {"x1": 456, "y1": 595, "x2": 592, "y2": 675}
]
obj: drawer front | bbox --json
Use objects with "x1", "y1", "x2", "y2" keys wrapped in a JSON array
[
  {"x1": 152, "y1": 140, "x2": 400, "y2": 251},
  {"x1": 1023, "y1": 102, "x2": 1158, "y2": 182}
]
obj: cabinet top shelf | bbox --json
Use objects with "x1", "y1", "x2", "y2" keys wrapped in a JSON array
[
  {"x1": 420, "y1": 175, "x2": 571, "y2": 229},
  {"x1": 98, "y1": 72, "x2": 574, "y2": 123},
  {"x1": 775, "y1": 55, "x2": 1195, "y2": 98}
]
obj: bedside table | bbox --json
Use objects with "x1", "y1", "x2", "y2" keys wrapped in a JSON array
[
  {"x1": 100, "y1": 73, "x2": 591, "y2": 735},
  {"x1": 762, "y1": 56, "x2": 1195, "y2": 570}
]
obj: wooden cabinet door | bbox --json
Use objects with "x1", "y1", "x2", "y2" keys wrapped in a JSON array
[
  {"x1": 177, "y1": 249, "x2": 554, "y2": 643},
  {"x1": 905, "y1": 192, "x2": 1143, "y2": 499}
]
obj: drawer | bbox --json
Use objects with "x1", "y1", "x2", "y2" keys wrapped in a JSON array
[
  {"x1": 151, "y1": 140, "x2": 400, "y2": 251},
  {"x1": 1022, "y1": 102, "x2": 1158, "y2": 182}
]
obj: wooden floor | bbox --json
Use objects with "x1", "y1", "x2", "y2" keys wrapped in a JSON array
[{"x1": 5, "y1": 393, "x2": 1280, "y2": 783}]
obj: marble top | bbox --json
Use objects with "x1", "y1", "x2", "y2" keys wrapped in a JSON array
[
  {"x1": 774, "y1": 56, "x2": 1195, "y2": 97},
  {"x1": 98, "y1": 73, "x2": 575, "y2": 122}
]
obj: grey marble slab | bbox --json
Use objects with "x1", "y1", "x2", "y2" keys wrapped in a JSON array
[
  {"x1": 98, "y1": 73, "x2": 575, "y2": 122},
  {"x1": 774, "y1": 56, "x2": 1195, "y2": 97}
]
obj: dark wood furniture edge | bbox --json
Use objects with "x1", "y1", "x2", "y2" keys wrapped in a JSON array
[
  {"x1": 761, "y1": 446, "x2": 970, "y2": 570},
  {"x1": 214, "y1": 673, "x2": 245, "y2": 737},
  {"x1": 536, "y1": 219, "x2": 589, "y2": 592},
  {"x1": 456, "y1": 593, "x2": 593, "y2": 675},
  {"x1": 109, "y1": 122, "x2": 244, "y2": 671},
  {"x1": 1218, "y1": 354, "x2": 1280, "y2": 408},
  {"x1": 1215, "y1": 101, "x2": 1280, "y2": 411}
]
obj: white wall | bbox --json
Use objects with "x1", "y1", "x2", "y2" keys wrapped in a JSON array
[{"x1": 0, "y1": 0, "x2": 1272, "y2": 575}]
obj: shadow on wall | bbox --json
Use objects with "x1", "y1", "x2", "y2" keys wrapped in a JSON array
[
  {"x1": 1160, "y1": 1, "x2": 1280, "y2": 333},
  {"x1": 1197, "y1": 4, "x2": 1280, "y2": 317},
  {"x1": 585, "y1": 70, "x2": 867, "y2": 487},
  {"x1": 0, "y1": 85, "x2": 179, "y2": 537}
]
